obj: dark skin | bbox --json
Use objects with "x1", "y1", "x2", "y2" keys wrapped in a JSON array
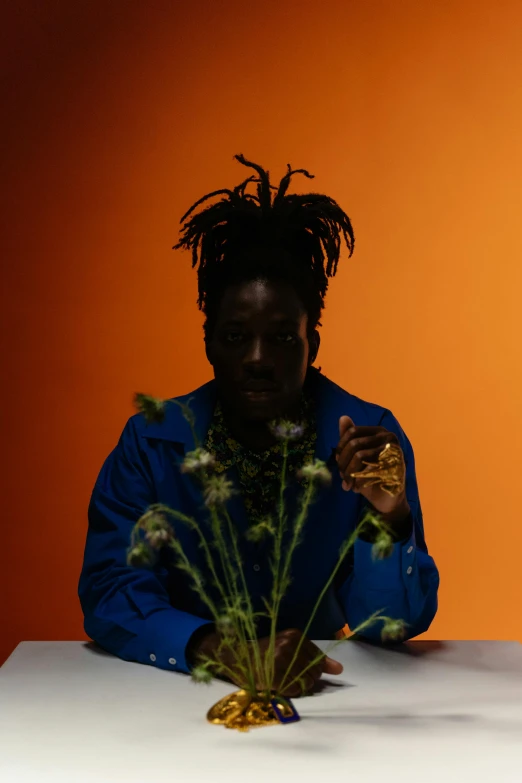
[
  {"x1": 192, "y1": 278, "x2": 410, "y2": 697},
  {"x1": 206, "y1": 279, "x2": 318, "y2": 451}
]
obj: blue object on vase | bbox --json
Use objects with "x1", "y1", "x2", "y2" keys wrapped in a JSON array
[{"x1": 270, "y1": 696, "x2": 300, "y2": 724}]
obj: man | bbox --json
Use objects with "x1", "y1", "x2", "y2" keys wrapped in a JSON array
[{"x1": 79, "y1": 154, "x2": 439, "y2": 698}]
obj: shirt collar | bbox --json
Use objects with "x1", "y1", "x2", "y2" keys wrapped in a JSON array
[
  {"x1": 138, "y1": 379, "x2": 217, "y2": 449},
  {"x1": 139, "y1": 368, "x2": 342, "y2": 463}
]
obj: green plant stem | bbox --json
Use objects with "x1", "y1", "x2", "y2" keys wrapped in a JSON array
[
  {"x1": 167, "y1": 398, "x2": 199, "y2": 449},
  {"x1": 167, "y1": 534, "x2": 258, "y2": 688},
  {"x1": 132, "y1": 503, "x2": 252, "y2": 688},
  {"x1": 223, "y1": 508, "x2": 266, "y2": 693},
  {"x1": 261, "y1": 475, "x2": 316, "y2": 695},
  {"x1": 279, "y1": 514, "x2": 378, "y2": 693},
  {"x1": 155, "y1": 506, "x2": 229, "y2": 606},
  {"x1": 137, "y1": 499, "x2": 259, "y2": 693},
  {"x1": 167, "y1": 538, "x2": 220, "y2": 618},
  {"x1": 158, "y1": 503, "x2": 257, "y2": 694},
  {"x1": 279, "y1": 611, "x2": 389, "y2": 694},
  {"x1": 279, "y1": 480, "x2": 316, "y2": 600},
  {"x1": 265, "y1": 439, "x2": 289, "y2": 692},
  {"x1": 210, "y1": 507, "x2": 257, "y2": 693},
  {"x1": 197, "y1": 650, "x2": 251, "y2": 688},
  {"x1": 208, "y1": 506, "x2": 241, "y2": 613},
  {"x1": 268, "y1": 477, "x2": 316, "y2": 680},
  {"x1": 165, "y1": 398, "x2": 258, "y2": 694}
]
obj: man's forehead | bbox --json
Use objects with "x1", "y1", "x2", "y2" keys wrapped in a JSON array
[
  {"x1": 221, "y1": 312, "x2": 302, "y2": 325},
  {"x1": 219, "y1": 280, "x2": 305, "y2": 316}
]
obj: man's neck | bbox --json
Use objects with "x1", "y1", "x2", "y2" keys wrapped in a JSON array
[
  {"x1": 220, "y1": 399, "x2": 302, "y2": 453},
  {"x1": 223, "y1": 417, "x2": 276, "y2": 452}
]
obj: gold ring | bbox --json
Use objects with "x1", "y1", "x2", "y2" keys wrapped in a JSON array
[{"x1": 350, "y1": 442, "x2": 406, "y2": 497}]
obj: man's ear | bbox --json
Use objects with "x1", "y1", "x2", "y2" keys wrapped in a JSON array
[{"x1": 308, "y1": 329, "x2": 320, "y2": 366}]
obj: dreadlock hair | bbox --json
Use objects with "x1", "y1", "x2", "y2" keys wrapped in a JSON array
[{"x1": 173, "y1": 154, "x2": 355, "y2": 341}]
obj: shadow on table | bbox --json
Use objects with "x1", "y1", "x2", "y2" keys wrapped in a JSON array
[
  {"x1": 244, "y1": 711, "x2": 482, "y2": 757},
  {"x1": 350, "y1": 638, "x2": 446, "y2": 656},
  {"x1": 313, "y1": 678, "x2": 355, "y2": 694},
  {"x1": 305, "y1": 711, "x2": 475, "y2": 726},
  {"x1": 301, "y1": 710, "x2": 522, "y2": 741},
  {"x1": 83, "y1": 642, "x2": 114, "y2": 657},
  {"x1": 351, "y1": 638, "x2": 522, "y2": 674}
]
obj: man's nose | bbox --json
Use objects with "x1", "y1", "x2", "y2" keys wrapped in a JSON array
[{"x1": 243, "y1": 337, "x2": 272, "y2": 367}]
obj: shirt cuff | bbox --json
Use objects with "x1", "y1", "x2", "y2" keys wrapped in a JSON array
[
  {"x1": 122, "y1": 608, "x2": 213, "y2": 674},
  {"x1": 357, "y1": 508, "x2": 413, "y2": 544},
  {"x1": 354, "y1": 525, "x2": 418, "y2": 589}
]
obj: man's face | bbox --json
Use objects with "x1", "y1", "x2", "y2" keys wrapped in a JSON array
[{"x1": 206, "y1": 279, "x2": 317, "y2": 422}]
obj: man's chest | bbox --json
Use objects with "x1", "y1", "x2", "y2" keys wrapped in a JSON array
[{"x1": 149, "y1": 440, "x2": 362, "y2": 602}]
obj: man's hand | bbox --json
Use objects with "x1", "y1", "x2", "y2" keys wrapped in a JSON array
[
  {"x1": 336, "y1": 415, "x2": 410, "y2": 522},
  {"x1": 192, "y1": 627, "x2": 343, "y2": 698}
]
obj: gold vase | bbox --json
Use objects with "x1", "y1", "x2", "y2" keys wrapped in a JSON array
[{"x1": 207, "y1": 689, "x2": 300, "y2": 732}]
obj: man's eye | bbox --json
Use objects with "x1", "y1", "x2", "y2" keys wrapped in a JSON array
[
  {"x1": 276, "y1": 333, "x2": 297, "y2": 344},
  {"x1": 225, "y1": 332, "x2": 244, "y2": 343}
]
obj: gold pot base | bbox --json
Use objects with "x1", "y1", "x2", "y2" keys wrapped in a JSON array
[{"x1": 207, "y1": 690, "x2": 300, "y2": 732}]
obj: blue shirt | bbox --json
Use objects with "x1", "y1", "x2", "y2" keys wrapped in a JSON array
[{"x1": 78, "y1": 371, "x2": 439, "y2": 673}]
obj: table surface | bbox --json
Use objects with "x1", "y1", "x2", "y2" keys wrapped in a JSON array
[{"x1": 1, "y1": 640, "x2": 522, "y2": 783}]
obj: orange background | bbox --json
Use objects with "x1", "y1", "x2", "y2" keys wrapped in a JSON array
[{"x1": 2, "y1": 0, "x2": 522, "y2": 666}]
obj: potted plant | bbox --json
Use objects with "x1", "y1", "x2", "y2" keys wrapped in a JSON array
[{"x1": 127, "y1": 394, "x2": 406, "y2": 731}]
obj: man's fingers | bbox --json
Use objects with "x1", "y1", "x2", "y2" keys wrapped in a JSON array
[
  {"x1": 272, "y1": 633, "x2": 344, "y2": 698},
  {"x1": 339, "y1": 444, "x2": 384, "y2": 492},
  {"x1": 336, "y1": 424, "x2": 388, "y2": 457},
  {"x1": 283, "y1": 670, "x2": 318, "y2": 698},
  {"x1": 322, "y1": 655, "x2": 344, "y2": 675},
  {"x1": 339, "y1": 415, "x2": 354, "y2": 438},
  {"x1": 346, "y1": 447, "x2": 386, "y2": 476},
  {"x1": 293, "y1": 639, "x2": 324, "y2": 682},
  {"x1": 337, "y1": 434, "x2": 391, "y2": 476},
  {"x1": 277, "y1": 667, "x2": 316, "y2": 698}
]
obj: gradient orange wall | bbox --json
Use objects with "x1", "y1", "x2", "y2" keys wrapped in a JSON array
[{"x1": 2, "y1": 0, "x2": 522, "y2": 665}]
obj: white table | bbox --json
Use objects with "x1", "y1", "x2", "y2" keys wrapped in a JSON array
[{"x1": 1, "y1": 641, "x2": 522, "y2": 783}]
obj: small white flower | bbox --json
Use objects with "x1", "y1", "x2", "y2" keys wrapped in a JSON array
[
  {"x1": 246, "y1": 519, "x2": 276, "y2": 542},
  {"x1": 180, "y1": 448, "x2": 216, "y2": 474},
  {"x1": 127, "y1": 543, "x2": 153, "y2": 567},
  {"x1": 134, "y1": 393, "x2": 166, "y2": 424},
  {"x1": 138, "y1": 507, "x2": 165, "y2": 525},
  {"x1": 270, "y1": 421, "x2": 305, "y2": 441},
  {"x1": 191, "y1": 665, "x2": 213, "y2": 684},
  {"x1": 298, "y1": 460, "x2": 332, "y2": 486},
  {"x1": 371, "y1": 531, "x2": 394, "y2": 560},
  {"x1": 145, "y1": 528, "x2": 171, "y2": 549},
  {"x1": 204, "y1": 475, "x2": 234, "y2": 508},
  {"x1": 381, "y1": 618, "x2": 406, "y2": 642},
  {"x1": 216, "y1": 614, "x2": 236, "y2": 636},
  {"x1": 135, "y1": 507, "x2": 174, "y2": 550}
]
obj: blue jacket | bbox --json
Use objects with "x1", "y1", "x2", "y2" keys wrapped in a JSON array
[{"x1": 79, "y1": 371, "x2": 439, "y2": 673}]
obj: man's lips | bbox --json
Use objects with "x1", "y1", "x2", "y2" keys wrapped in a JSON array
[
  {"x1": 242, "y1": 390, "x2": 276, "y2": 398},
  {"x1": 240, "y1": 382, "x2": 280, "y2": 401},
  {"x1": 241, "y1": 381, "x2": 279, "y2": 392},
  {"x1": 241, "y1": 389, "x2": 278, "y2": 399}
]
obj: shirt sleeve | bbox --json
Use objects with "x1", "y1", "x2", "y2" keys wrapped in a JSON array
[
  {"x1": 337, "y1": 408, "x2": 440, "y2": 641},
  {"x1": 78, "y1": 416, "x2": 212, "y2": 674}
]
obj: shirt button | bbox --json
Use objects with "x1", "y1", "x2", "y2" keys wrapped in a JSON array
[
  {"x1": 253, "y1": 564, "x2": 260, "y2": 572},
  {"x1": 168, "y1": 657, "x2": 177, "y2": 666},
  {"x1": 406, "y1": 566, "x2": 413, "y2": 575},
  {"x1": 149, "y1": 653, "x2": 156, "y2": 662},
  {"x1": 407, "y1": 546, "x2": 413, "y2": 554}
]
